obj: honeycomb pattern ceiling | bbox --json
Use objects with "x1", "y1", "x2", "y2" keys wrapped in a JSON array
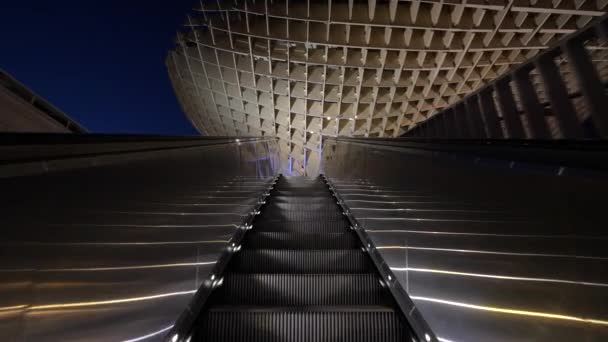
[{"x1": 167, "y1": 0, "x2": 607, "y2": 175}]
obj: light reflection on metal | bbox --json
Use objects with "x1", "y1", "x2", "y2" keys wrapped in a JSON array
[
  {"x1": 367, "y1": 229, "x2": 608, "y2": 240},
  {"x1": 131, "y1": 202, "x2": 253, "y2": 207},
  {"x1": 1, "y1": 137, "x2": 280, "y2": 340},
  {"x1": 359, "y1": 217, "x2": 511, "y2": 223},
  {"x1": 90, "y1": 211, "x2": 249, "y2": 216},
  {"x1": 48, "y1": 223, "x2": 240, "y2": 228},
  {"x1": 350, "y1": 207, "x2": 502, "y2": 213},
  {"x1": 322, "y1": 138, "x2": 608, "y2": 341},
  {"x1": 178, "y1": 196, "x2": 252, "y2": 199},
  {"x1": 410, "y1": 296, "x2": 608, "y2": 326},
  {"x1": 2, "y1": 290, "x2": 197, "y2": 312},
  {"x1": 347, "y1": 199, "x2": 476, "y2": 205},
  {"x1": 341, "y1": 194, "x2": 435, "y2": 198},
  {"x1": 338, "y1": 190, "x2": 426, "y2": 194},
  {"x1": 437, "y1": 337, "x2": 455, "y2": 342},
  {"x1": 391, "y1": 267, "x2": 608, "y2": 287},
  {"x1": 8, "y1": 240, "x2": 230, "y2": 246},
  {"x1": 0, "y1": 304, "x2": 28, "y2": 312},
  {"x1": 33, "y1": 261, "x2": 217, "y2": 272},
  {"x1": 377, "y1": 246, "x2": 608, "y2": 260},
  {"x1": 122, "y1": 325, "x2": 175, "y2": 342}
]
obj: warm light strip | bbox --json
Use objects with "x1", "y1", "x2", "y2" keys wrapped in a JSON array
[
  {"x1": 391, "y1": 267, "x2": 608, "y2": 287},
  {"x1": 101, "y1": 211, "x2": 247, "y2": 216},
  {"x1": 332, "y1": 186, "x2": 386, "y2": 190},
  {"x1": 41, "y1": 261, "x2": 216, "y2": 272},
  {"x1": 142, "y1": 203, "x2": 251, "y2": 206},
  {"x1": 367, "y1": 229, "x2": 603, "y2": 239},
  {"x1": 359, "y1": 217, "x2": 506, "y2": 223},
  {"x1": 376, "y1": 246, "x2": 607, "y2": 260},
  {"x1": 1, "y1": 290, "x2": 197, "y2": 313},
  {"x1": 181, "y1": 196, "x2": 251, "y2": 199},
  {"x1": 350, "y1": 207, "x2": 498, "y2": 213},
  {"x1": 410, "y1": 296, "x2": 608, "y2": 326},
  {"x1": 26, "y1": 240, "x2": 229, "y2": 246},
  {"x1": 336, "y1": 190, "x2": 422, "y2": 193},
  {"x1": 341, "y1": 194, "x2": 432, "y2": 198},
  {"x1": 29, "y1": 290, "x2": 197, "y2": 310},
  {"x1": 0, "y1": 304, "x2": 28, "y2": 312},
  {"x1": 50, "y1": 223, "x2": 239, "y2": 228},
  {"x1": 346, "y1": 199, "x2": 469, "y2": 205}
]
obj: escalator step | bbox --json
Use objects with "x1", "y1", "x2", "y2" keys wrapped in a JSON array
[
  {"x1": 268, "y1": 196, "x2": 337, "y2": 204},
  {"x1": 258, "y1": 209, "x2": 344, "y2": 221},
  {"x1": 190, "y1": 176, "x2": 415, "y2": 341},
  {"x1": 274, "y1": 183, "x2": 326, "y2": 189},
  {"x1": 253, "y1": 219, "x2": 349, "y2": 233},
  {"x1": 242, "y1": 232, "x2": 360, "y2": 250},
  {"x1": 212, "y1": 274, "x2": 389, "y2": 306},
  {"x1": 275, "y1": 183, "x2": 326, "y2": 187},
  {"x1": 229, "y1": 250, "x2": 373, "y2": 273},
  {"x1": 197, "y1": 307, "x2": 410, "y2": 342},
  {"x1": 262, "y1": 202, "x2": 342, "y2": 213},
  {"x1": 273, "y1": 190, "x2": 331, "y2": 197}
]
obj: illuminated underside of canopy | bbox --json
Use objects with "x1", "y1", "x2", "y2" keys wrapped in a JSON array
[{"x1": 168, "y1": 0, "x2": 607, "y2": 175}]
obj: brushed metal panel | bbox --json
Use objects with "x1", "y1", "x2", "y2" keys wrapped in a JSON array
[
  {"x1": 0, "y1": 139, "x2": 279, "y2": 341},
  {"x1": 323, "y1": 139, "x2": 608, "y2": 342}
]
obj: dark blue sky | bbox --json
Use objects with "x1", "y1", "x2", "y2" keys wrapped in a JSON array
[{"x1": 1, "y1": 1, "x2": 199, "y2": 134}]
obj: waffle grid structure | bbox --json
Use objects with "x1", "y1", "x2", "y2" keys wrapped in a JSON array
[{"x1": 167, "y1": 0, "x2": 608, "y2": 175}]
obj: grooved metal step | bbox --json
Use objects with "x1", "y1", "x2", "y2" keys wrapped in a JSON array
[
  {"x1": 272, "y1": 190, "x2": 332, "y2": 197},
  {"x1": 196, "y1": 307, "x2": 411, "y2": 342},
  {"x1": 268, "y1": 196, "x2": 337, "y2": 204},
  {"x1": 258, "y1": 209, "x2": 344, "y2": 221},
  {"x1": 262, "y1": 202, "x2": 342, "y2": 213},
  {"x1": 253, "y1": 219, "x2": 349, "y2": 233},
  {"x1": 229, "y1": 250, "x2": 374, "y2": 273},
  {"x1": 242, "y1": 232, "x2": 360, "y2": 250},
  {"x1": 189, "y1": 175, "x2": 414, "y2": 341},
  {"x1": 211, "y1": 274, "x2": 390, "y2": 306}
]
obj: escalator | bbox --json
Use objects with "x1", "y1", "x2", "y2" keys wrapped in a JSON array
[
  {"x1": 4, "y1": 135, "x2": 607, "y2": 341},
  {"x1": 191, "y1": 175, "x2": 415, "y2": 341}
]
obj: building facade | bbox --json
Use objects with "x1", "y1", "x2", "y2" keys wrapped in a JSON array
[{"x1": 168, "y1": 0, "x2": 607, "y2": 175}]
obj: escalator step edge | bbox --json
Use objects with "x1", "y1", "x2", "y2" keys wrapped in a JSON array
[{"x1": 196, "y1": 308, "x2": 411, "y2": 342}]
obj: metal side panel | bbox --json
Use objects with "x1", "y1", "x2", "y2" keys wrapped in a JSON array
[
  {"x1": 0, "y1": 137, "x2": 279, "y2": 341},
  {"x1": 322, "y1": 138, "x2": 608, "y2": 342}
]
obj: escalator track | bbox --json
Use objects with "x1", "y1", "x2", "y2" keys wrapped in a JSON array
[{"x1": 191, "y1": 176, "x2": 416, "y2": 341}]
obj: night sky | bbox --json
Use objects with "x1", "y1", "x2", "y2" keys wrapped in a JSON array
[{"x1": 1, "y1": 1, "x2": 199, "y2": 135}]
